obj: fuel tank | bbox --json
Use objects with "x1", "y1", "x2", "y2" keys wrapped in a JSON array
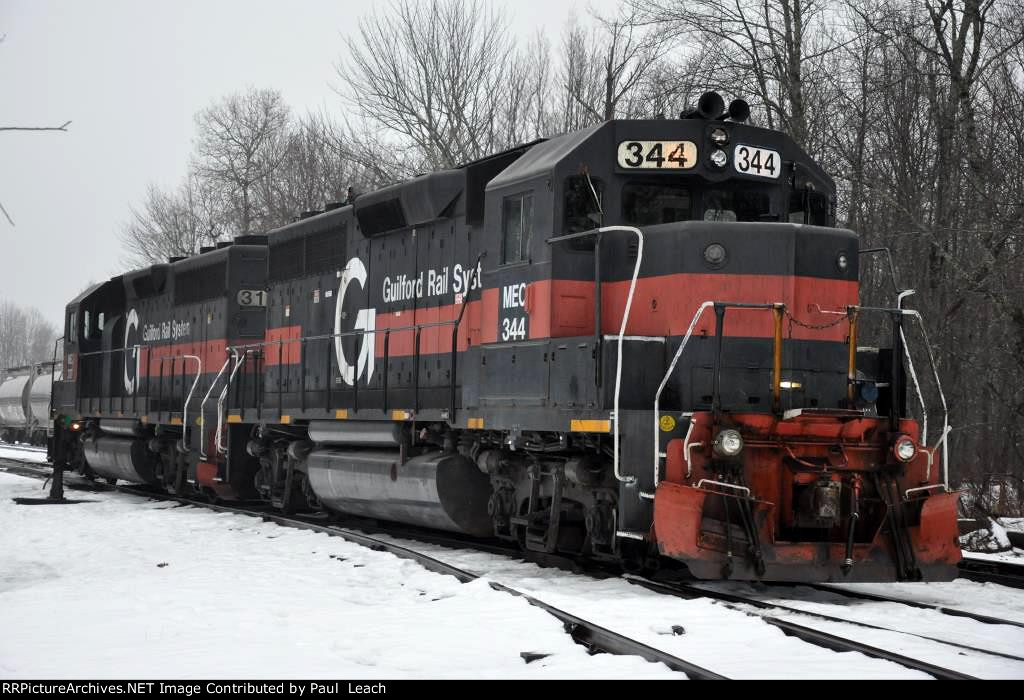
[
  {"x1": 83, "y1": 436, "x2": 159, "y2": 485},
  {"x1": 306, "y1": 449, "x2": 493, "y2": 536}
]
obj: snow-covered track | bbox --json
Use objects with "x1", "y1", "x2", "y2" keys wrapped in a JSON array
[
  {"x1": 2, "y1": 463, "x2": 724, "y2": 680},
  {"x1": 958, "y1": 557, "x2": 1024, "y2": 590},
  {"x1": 6, "y1": 458, "x2": 1021, "y2": 679},
  {"x1": 0, "y1": 442, "x2": 47, "y2": 453},
  {"x1": 801, "y1": 582, "x2": 1024, "y2": 630},
  {"x1": 628, "y1": 577, "x2": 982, "y2": 679},
  {"x1": 124, "y1": 490, "x2": 727, "y2": 679}
]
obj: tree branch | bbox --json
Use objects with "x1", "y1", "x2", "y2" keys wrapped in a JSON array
[
  {"x1": 0, "y1": 121, "x2": 72, "y2": 132},
  {"x1": 0, "y1": 198, "x2": 14, "y2": 226}
]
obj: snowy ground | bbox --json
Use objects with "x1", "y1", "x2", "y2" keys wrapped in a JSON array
[
  {"x1": 0, "y1": 444, "x2": 48, "y2": 464},
  {"x1": 1, "y1": 470, "x2": 1022, "y2": 679},
  {"x1": 0, "y1": 472, "x2": 680, "y2": 679},
  {"x1": 963, "y1": 549, "x2": 1024, "y2": 565},
  {"x1": 0, "y1": 472, "x2": 936, "y2": 681},
  {"x1": 378, "y1": 536, "x2": 1024, "y2": 679}
]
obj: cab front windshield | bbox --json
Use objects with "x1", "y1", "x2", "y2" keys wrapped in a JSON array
[{"x1": 620, "y1": 181, "x2": 776, "y2": 225}]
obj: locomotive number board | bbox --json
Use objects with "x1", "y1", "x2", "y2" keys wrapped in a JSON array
[
  {"x1": 237, "y1": 289, "x2": 268, "y2": 307},
  {"x1": 617, "y1": 140, "x2": 697, "y2": 170},
  {"x1": 733, "y1": 145, "x2": 782, "y2": 179}
]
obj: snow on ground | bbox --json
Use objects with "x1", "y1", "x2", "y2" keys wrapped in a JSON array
[
  {"x1": 0, "y1": 472, "x2": 681, "y2": 680},
  {"x1": 833, "y1": 579, "x2": 1024, "y2": 626},
  {"x1": 369, "y1": 536, "x2": 935, "y2": 679},
  {"x1": 0, "y1": 473, "x2": 929, "y2": 680},
  {"x1": 690, "y1": 581, "x2": 1024, "y2": 679},
  {"x1": 962, "y1": 548, "x2": 1024, "y2": 565},
  {"x1": 3, "y1": 470, "x2": 1021, "y2": 679},
  {"x1": 1001, "y1": 518, "x2": 1024, "y2": 533},
  {"x1": 0, "y1": 444, "x2": 49, "y2": 464}
]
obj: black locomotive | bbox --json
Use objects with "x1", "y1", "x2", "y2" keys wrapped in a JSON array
[{"x1": 50, "y1": 92, "x2": 960, "y2": 582}]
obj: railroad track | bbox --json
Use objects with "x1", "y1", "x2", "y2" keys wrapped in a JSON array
[
  {"x1": 630, "y1": 576, "x2": 1024, "y2": 679},
  {"x1": 1, "y1": 459, "x2": 723, "y2": 680},
  {"x1": 5, "y1": 457, "x2": 1021, "y2": 679},
  {"x1": 958, "y1": 556, "x2": 1024, "y2": 589},
  {"x1": 799, "y1": 582, "x2": 1024, "y2": 629},
  {"x1": 0, "y1": 442, "x2": 48, "y2": 454}
]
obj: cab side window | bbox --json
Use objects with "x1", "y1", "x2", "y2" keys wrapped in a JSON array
[
  {"x1": 502, "y1": 193, "x2": 533, "y2": 264},
  {"x1": 788, "y1": 190, "x2": 829, "y2": 225}
]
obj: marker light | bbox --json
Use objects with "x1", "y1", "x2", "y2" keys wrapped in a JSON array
[{"x1": 837, "y1": 253, "x2": 849, "y2": 272}]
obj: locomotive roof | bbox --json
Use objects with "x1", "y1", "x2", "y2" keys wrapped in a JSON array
[
  {"x1": 487, "y1": 118, "x2": 832, "y2": 191},
  {"x1": 488, "y1": 123, "x2": 602, "y2": 190}
]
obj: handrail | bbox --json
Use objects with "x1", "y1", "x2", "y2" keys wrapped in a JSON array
[
  {"x1": 227, "y1": 319, "x2": 461, "y2": 354},
  {"x1": 48, "y1": 335, "x2": 63, "y2": 420},
  {"x1": 217, "y1": 350, "x2": 247, "y2": 454},
  {"x1": 546, "y1": 225, "x2": 646, "y2": 484},
  {"x1": 652, "y1": 302, "x2": 783, "y2": 491},
  {"x1": 157, "y1": 354, "x2": 202, "y2": 453},
  {"x1": 199, "y1": 355, "x2": 233, "y2": 460},
  {"x1": 809, "y1": 303, "x2": 950, "y2": 490},
  {"x1": 695, "y1": 479, "x2": 751, "y2": 497},
  {"x1": 897, "y1": 290, "x2": 928, "y2": 443},
  {"x1": 901, "y1": 308, "x2": 951, "y2": 491},
  {"x1": 600, "y1": 226, "x2": 645, "y2": 485}
]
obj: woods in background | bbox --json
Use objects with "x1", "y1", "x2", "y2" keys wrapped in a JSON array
[
  {"x1": 120, "y1": 0, "x2": 1024, "y2": 483},
  {"x1": 0, "y1": 299, "x2": 58, "y2": 370}
]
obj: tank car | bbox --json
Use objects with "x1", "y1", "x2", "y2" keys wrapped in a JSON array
[
  {"x1": 50, "y1": 92, "x2": 961, "y2": 582},
  {"x1": 0, "y1": 363, "x2": 57, "y2": 446}
]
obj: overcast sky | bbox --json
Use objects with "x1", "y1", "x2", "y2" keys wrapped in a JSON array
[{"x1": 0, "y1": 0, "x2": 616, "y2": 327}]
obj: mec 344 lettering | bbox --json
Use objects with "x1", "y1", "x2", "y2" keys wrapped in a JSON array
[{"x1": 500, "y1": 282, "x2": 528, "y2": 341}]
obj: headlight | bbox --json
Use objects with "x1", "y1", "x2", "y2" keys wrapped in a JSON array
[
  {"x1": 710, "y1": 149, "x2": 728, "y2": 168},
  {"x1": 714, "y1": 429, "x2": 744, "y2": 457},
  {"x1": 710, "y1": 127, "x2": 729, "y2": 146},
  {"x1": 893, "y1": 435, "x2": 916, "y2": 462}
]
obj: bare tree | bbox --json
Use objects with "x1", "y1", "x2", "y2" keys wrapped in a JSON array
[
  {"x1": 257, "y1": 113, "x2": 366, "y2": 226},
  {"x1": 0, "y1": 34, "x2": 72, "y2": 226},
  {"x1": 630, "y1": 0, "x2": 839, "y2": 148},
  {"x1": 193, "y1": 88, "x2": 292, "y2": 234},
  {"x1": 558, "y1": 8, "x2": 671, "y2": 128},
  {"x1": 0, "y1": 299, "x2": 58, "y2": 369},
  {"x1": 119, "y1": 174, "x2": 227, "y2": 267},
  {"x1": 335, "y1": 0, "x2": 522, "y2": 169}
]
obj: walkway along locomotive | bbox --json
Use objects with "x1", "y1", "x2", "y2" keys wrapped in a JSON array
[{"x1": 49, "y1": 92, "x2": 961, "y2": 582}]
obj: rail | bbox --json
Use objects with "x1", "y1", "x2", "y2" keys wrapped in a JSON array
[
  {"x1": 217, "y1": 350, "x2": 247, "y2": 455},
  {"x1": 159, "y1": 354, "x2": 201, "y2": 452},
  {"x1": 547, "y1": 225, "x2": 645, "y2": 485},
  {"x1": 858, "y1": 248, "x2": 950, "y2": 486},
  {"x1": 226, "y1": 320, "x2": 464, "y2": 419},
  {"x1": 199, "y1": 356, "x2": 233, "y2": 460},
  {"x1": 817, "y1": 304, "x2": 951, "y2": 490},
  {"x1": 652, "y1": 302, "x2": 785, "y2": 491}
]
